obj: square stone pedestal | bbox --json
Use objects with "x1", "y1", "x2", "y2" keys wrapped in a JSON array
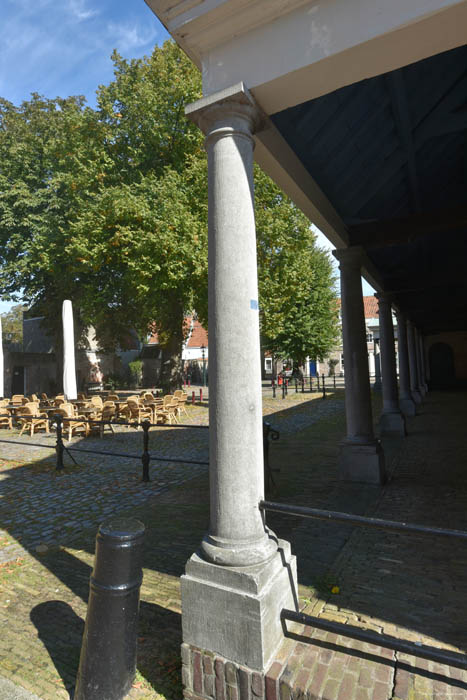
[
  {"x1": 181, "y1": 540, "x2": 297, "y2": 673},
  {"x1": 400, "y1": 397, "x2": 417, "y2": 416},
  {"x1": 380, "y1": 411, "x2": 407, "y2": 436},
  {"x1": 339, "y1": 439, "x2": 386, "y2": 484}
]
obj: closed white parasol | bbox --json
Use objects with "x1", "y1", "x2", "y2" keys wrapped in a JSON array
[
  {"x1": 62, "y1": 300, "x2": 77, "y2": 400},
  {"x1": 0, "y1": 316, "x2": 3, "y2": 398}
]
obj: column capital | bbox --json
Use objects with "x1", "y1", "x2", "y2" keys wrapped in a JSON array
[
  {"x1": 186, "y1": 82, "x2": 265, "y2": 138},
  {"x1": 333, "y1": 246, "x2": 365, "y2": 270},
  {"x1": 375, "y1": 291, "x2": 394, "y2": 306}
]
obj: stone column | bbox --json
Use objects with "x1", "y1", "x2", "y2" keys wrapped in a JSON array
[
  {"x1": 376, "y1": 294, "x2": 406, "y2": 435},
  {"x1": 181, "y1": 85, "x2": 297, "y2": 675},
  {"x1": 414, "y1": 327, "x2": 426, "y2": 398},
  {"x1": 418, "y1": 332, "x2": 429, "y2": 393},
  {"x1": 333, "y1": 248, "x2": 385, "y2": 484},
  {"x1": 395, "y1": 310, "x2": 416, "y2": 416},
  {"x1": 373, "y1": 338, "x2": 382, "y2": 391},
  {"x1": 407, "y1": 320, "x2": 422, "y2": 404}
]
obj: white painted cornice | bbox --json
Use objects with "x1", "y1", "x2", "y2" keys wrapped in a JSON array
[{"x1": 144, "y1": 0, "x2": 313, "y2": 64}]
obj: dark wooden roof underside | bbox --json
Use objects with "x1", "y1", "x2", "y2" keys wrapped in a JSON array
[{"x1": 271, "y1": 44, "x2": 467, "y2": 333}]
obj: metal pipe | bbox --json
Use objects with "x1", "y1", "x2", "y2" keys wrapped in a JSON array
[
  {"x1": 281, "y1": 610, "x2": 467, "y2": 670},
  {"x1": 260, "y1": 501, "x2": 467, "y2": 540}
]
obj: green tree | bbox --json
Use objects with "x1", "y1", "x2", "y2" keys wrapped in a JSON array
[
  {"x1": 1, "y1": 304, "x2": 26, "y2": 346},
  {"x1": 0, "y1": 40, "x2": 338, "y2": 391},
  {"x1": 255, "y1": 171, "x2": 339, "y2": 367}
]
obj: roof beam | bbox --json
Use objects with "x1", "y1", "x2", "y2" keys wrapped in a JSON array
[
  {"x1": 387, "y1": 69, "x2": 422, "y2": 213},
  {"x1": 348, "y1": 205, "x2": 467, "y2": 248}
]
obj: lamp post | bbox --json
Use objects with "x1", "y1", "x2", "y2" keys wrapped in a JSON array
[{"x1": 201, "y1": 344, "x2": 206, "y2": 387}]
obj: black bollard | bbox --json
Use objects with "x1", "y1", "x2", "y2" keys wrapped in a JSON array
[
  {"x1": 317, "y1": 375, "x2": 320, "y2": 391},
  {"x1": 74, "y1": 518, "x2": 145, "y2": 700},
  {"x1": 141, "y1": 420, "x2": 150, "y2": 483},
  {"x1": 322, "y1": 374, "x2": 326, "y2": 399},
  {"x1": 301, "y1": 378, "x2": 304, "y2": 394},
  {"x1": 272, "y1": 380, "x2": 276, "y2": 398},
  {"x1": 333, "y1": 374, "x2": 336, "y2": 390},
  {"x1": 281, "y1": 381, "x2": 285, "y2": 399},
  {"x1": 55, "y1": 414, "x2": 64, "y2": 472},
  {"x1": 310, "y1": 376, "x2": 313, "y2": 393},
  {"x1": 295, "y1": 379, "x2": 298, "y2": 393}
]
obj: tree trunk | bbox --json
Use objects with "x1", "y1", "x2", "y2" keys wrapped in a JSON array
[{"x1": 159, "y1": 332, "x2": 184, "y2": 394}]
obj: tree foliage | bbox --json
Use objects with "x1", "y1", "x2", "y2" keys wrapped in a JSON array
[
  {"x1": 0, "y1": 40, "x2": 338, "y2": 386},
  {"x1": 1, "y1": 304, "x2": 26, "y2": 346}
]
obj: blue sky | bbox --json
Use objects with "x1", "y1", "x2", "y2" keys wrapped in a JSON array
[
  {"x1": 1, "y1": 0, "x2": 169, "y2": 108},
  {"x1": 0, "y1": 0, "x2": 374, "y2": 313}
]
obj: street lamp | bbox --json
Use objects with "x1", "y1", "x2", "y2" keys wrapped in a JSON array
[{"x1": 201, "y1": 344, "x2": 206, "y2": 387}]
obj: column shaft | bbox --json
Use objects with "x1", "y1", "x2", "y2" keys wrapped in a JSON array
[
  {"x1": 181, "y1": 87, "x2": 297, "y2": 673},
  {"x1": 407, "y1": 320, "x2": 422, "y2": 404},
  {"x1": 396, "y1": 310, "x2": 416, "y2": 416},
  {"x1": 414, "y1": 327, "x2": 426, "y2": 398},
  {"x1": 333, "y1": 248, "x2": 385, "y2": 484},
  {"x1": 376, "y1": 294, "x2": 406, "y2": 435}
]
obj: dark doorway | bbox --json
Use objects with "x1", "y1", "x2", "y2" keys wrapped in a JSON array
[
  {"x1": 429, "y1": 343, "x2": 456, "y2": 389},
  {"x1": 11, "y1": 365, "x2": 25, "y2": 395}
]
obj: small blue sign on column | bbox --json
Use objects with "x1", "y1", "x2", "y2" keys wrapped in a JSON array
[{"x1": 250, "y1": 299, "x2": 259, "y2": 310}]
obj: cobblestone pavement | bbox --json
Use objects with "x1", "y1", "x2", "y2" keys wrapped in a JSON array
[
  {"x1": 265, "y1": 391, "x2": 467, "y2": 699},
  {"x1": 1, "y1": 391, "x2": 464, "y2": 699},
  {"x1": 0, "y1": 393, "x2": 344, "y2": 699}
]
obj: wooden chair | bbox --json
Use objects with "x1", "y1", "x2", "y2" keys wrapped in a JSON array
[
  {"x1": 89, "y1": 401, "x2": 116, "y2": 438},
  {"x1": 40, "y1": 393, "x2": 53, "y2": 406},
  {"x1": 56, "y1": 403, "x2": 89, "y2": 441},
  {"x1": 121, "y1": 398, "x2": 152, "y2": 426},
  {"x1": 11, "y1": 394, "x2": 24, "y2": 405},
  {"x1": 77, "y1": 392, "x2": 87, "y2": 400},
  {"x1": 107, "y1": 393, "x2": 119, "y2": 401},
  {"x1": 0, "y1": 399, "x2": 12, "y2": 430},
  {"x1": 90, "y1": 395, "x2": 104, "y2": 411},
  {"x1": 161, "y1": 395, "x2": 179, "y2": 424},
  {"x1": 173, "y1": 390, "x2": 188, "y2": 417},
  {"x1": 17, "y1": 402, "x2": 49, "y2": 437}
]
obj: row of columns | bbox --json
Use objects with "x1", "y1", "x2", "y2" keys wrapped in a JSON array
[{"x1": 333, "y1": 247, "x2": 429, "y2": 485}]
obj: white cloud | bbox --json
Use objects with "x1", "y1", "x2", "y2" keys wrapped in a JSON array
[
  {"x1": 106, "y1": 21, "x2": 159, "y2": 53},
  {"x1": 68, "y1": 0, "x2": 99, "y2": 22}
]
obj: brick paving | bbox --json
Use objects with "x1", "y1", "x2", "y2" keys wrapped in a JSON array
[
  {"x1": 0, "y1": 393, "x2": 344, "y2": 699},
  {"x1": 263, "y1": 391, "x2": 467, "y2": 699},
  {"x1": 0, "y1": 391, "x2": 465, "y2": 699}
]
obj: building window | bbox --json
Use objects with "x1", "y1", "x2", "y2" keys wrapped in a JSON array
[
  {"x1": 340, "y1": 353, "x2": 344, "y2": 368},
  {"x1": 265, "y1": 358, "x2": 272, "y2": 372},
  {"x1": 366, "y1": 331, "x2": 373, "y2": 342}
]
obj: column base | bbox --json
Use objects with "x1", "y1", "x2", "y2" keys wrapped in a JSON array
[
  {"x1": 181, "y1": 540, "x2": 297, "y2": 672},
  {"x1": 412, "y1": 389, "x2": 423, "y2": 404},
  {"x1": 380, "y1": 411, "x2": 407, "y2": 437},
  {"x1": 339, "y1": 439, "x2": 386, "y2": 484},
  {"x1": 418, "y1": 385, "x2": 427, "y2": 398},
  {"x1": 400, "y1": 397, "x2": 416, "y2": 416}
]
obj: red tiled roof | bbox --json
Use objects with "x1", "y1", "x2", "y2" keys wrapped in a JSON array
[
  {"x1": 187, "y1": 319, "x2": 208, "y2": 348},
  {"x1": 147, "y1": 316, "x2": 208, "y2": 347},
  {"x1": 362, "y1": 296, "x2": 379, "y2": 318},
  {"x1": 338, "y1": 296, "x2": 378, "y2": 319}
]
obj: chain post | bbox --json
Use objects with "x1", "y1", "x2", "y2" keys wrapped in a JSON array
[
  {"x1": 322, "y1": 374, "x2": 326, "y2": 399},
  {"x1": 333, "y1": 374, "x2": 336, "y2": 389},
  {"x1": 141, "y1": 420, "x2": 150, "y2": 483},
  {"x1": 301, "y1": 378, "x2": 305, "y2": 393},
  {"x1": 281, "y1": 381, "x2": 285, "y2": 399},
  {"x1": 55, "y1": 414, "x2": 64, "y2": 472},
  {"x1": 295, "y1": 379, "x2": 298, "y2": 393},
  {"x1": 272, "y1": 380, "x2": 276, "y2": 398}
]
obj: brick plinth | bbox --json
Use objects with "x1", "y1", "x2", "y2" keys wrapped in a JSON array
[{"x1": 182, "y1": 644, "x2": 267, "y2": 700}]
